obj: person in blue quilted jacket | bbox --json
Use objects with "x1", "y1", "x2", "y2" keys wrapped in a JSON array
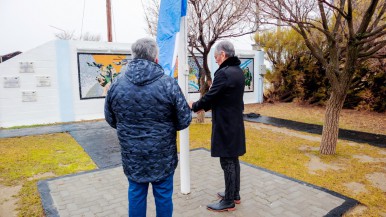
[{"x1": 104, "y1": 38, "x2": 192, "y2": 217}]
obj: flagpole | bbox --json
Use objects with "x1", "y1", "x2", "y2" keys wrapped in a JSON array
[{"x1": 178, "y1": 15, "x2": 190, "y2": 194}]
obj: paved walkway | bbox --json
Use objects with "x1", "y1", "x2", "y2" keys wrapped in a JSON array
[{"x1": 38, "y1": 149, "x2": 356, "y2": 217}]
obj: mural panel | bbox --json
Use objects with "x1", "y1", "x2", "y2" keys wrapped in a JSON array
[
  {"x1": 188, "y1": 56, "x2": 203, "y2": 93},
  {"x1": 240, "y1": 58, "x2": 254, "y2": 92},
  {"x1": 77, "y1": 53, "x2": 131, "y2": 99}
]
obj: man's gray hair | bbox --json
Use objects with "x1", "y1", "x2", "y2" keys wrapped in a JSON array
[
  {"x1": 131, "y1": 38, "x2": 159, "y2": 61},
  {"x1": 215, "y1": 41, "x2": 235, "y2": 58}
]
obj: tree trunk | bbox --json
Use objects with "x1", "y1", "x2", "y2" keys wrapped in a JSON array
[
  {"x1": 203, "y1": 53, "x2": 212, "y2": 83},
  {"x1": 196, "y1": 68, "x2": 208, "y2": 123},
  {"x1": 319, "y1": 90, "x2": 346, "y2": 155},
  {"x1": 196, "y1": 110, "x2": 205, "y2": 123},
  {"x1": 195, "y1": 52, "x2": 212, "y2": 124}
]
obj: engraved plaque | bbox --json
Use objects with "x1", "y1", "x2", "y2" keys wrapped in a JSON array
[
  {"x1": 19, "y1": 62, "x2": 34, "y2": 73},
  {"x1": 22, "y1": 91, "x2": 37, "y2": 102},
  {"x1": 36, "y1": 76, "x2": 51, "y2": 87},
  {"x1": 3, "y1": 77, "x2": 20, "y2": 88}
]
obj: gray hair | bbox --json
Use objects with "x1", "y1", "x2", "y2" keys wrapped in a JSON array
[
  {"x1": 131, "y1": 38, "x2": 159, "y2": 61},
  {"x1": 215, "y1": 41, "x2": 235, "y2": 58}
]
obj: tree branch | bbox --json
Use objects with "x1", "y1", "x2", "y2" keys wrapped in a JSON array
[
  {"x1": 369, "y1": 1, "x2": 386, "y2": 31},
  {"x1": 358, "y1": 40, "x2": 386, "y2": 58},
  {"x1": 347, "y1": 0, "x2": 355, "y2": 37},
  {"x1": 357, "y1": 24, "x2": 386, "y2": 39},
  {"x1": 357, "y1": 0, "x2": 381, "y2": 34},
  {"x1": 356, "y1": 30, "x2": 386, "y2": 45},
  {"x1": 318, "y1": 0, "x2": 331, "y2": 32},
  {"x1": 319, "y1": 0, "x2": 348, "y2": 18},
  {"x1": 332, "y1": 0, "x2": 346, "y2": 34}
]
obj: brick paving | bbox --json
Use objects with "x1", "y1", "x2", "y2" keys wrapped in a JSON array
[{"x1": 39, "y1": 149, "x2": 357, "y2": 217}]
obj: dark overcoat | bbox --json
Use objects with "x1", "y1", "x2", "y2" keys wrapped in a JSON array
[
  {"x1": 104, "y1": 58, "x2": 192, "y2": 183},
  {"x1": 192, "y1": 56, "x2": 246, "y2": 157}
]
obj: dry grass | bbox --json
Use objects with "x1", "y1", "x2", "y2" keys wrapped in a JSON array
[
  {"x1": 0, "y1": 133, "x2": 97, "y2": 217},
  {"x1": 244, "y1": 102, "x2": 386, "y2": 135},
  {"x1": 187, "y1": 121, "x2": 386, "y2": 217}
]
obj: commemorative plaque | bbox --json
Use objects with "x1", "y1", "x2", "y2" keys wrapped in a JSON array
[
  {"x1": 3, "y1": 77, "x2": 20, "y2": 88},
  {"x1": 22, "y1": 91, "x2": 37, "y2": 102},
  {"x1": 36, "y1": 76, "x2": 51, "y2": 87},
  {"x1": 19, "y1": 62, "x2": 34, "y2": 73}
]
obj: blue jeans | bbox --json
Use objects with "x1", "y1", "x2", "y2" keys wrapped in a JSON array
[{"x1": 128, "y1": 173, "x2": 174, "y2": 217}]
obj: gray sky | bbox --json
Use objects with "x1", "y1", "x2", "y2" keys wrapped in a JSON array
[{"x1": 0, "y1": 0, "x2": 254, "y2": 55}]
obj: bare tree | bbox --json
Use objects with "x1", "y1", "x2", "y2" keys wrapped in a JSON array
[
  {"x1": 141, "y1": 0, "x2": 160, "y2": 36},
  {"x1": 143, "y1": 0, "x2": 257, "y2": 122},
  {"x1": 53, "y1": 30, "x2": 101, "y2": 41},
  {"x1": 82, "y1": 32, "x2": 102, "y2": 41},
  {"x1": 258, "y1": 0, "x2": 386, "y2": 154},
  {"x1": 54, "y1": 30, "x2": 76, "y2": 40}
]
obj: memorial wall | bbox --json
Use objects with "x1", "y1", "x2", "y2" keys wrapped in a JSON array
[{"x1": 0, "y1": 40, "x2": 265, "y2": 128}]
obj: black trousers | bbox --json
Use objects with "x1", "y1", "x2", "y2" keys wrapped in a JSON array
[{"x1": 220, "y1": 157, "x2": 240, "y2": 201}]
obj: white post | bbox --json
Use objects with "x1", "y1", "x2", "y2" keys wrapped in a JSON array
[
  {"x1": 178, "y1": 16, "x2": 190, "y2": 194},
  {"x1": 255, "y1": 50, "x2": 265, "y2": 103}
]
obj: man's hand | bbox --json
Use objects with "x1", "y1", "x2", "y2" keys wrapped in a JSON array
[{"x1": 189, "y1": 101, "x2": 205, "y2": 113}]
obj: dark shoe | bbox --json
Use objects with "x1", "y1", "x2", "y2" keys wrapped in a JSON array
[
  {"x1": 207, "y1": 200, "x2": 236, "y2": 212},
  {"x1": 217, "y1": 192, "x2": 241, "y2": 204}
]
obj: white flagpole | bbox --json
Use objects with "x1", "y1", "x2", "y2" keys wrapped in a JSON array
[{"x1": 178, "y1": 15, "x2": 190, "y2": 194}]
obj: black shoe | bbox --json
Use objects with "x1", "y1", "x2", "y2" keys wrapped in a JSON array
[
  {"x1": 207, "y1": 200, "x2": 236, "y2": 212},
  {"x1": 217, "y1": 192, "x2": 241, "y2": 204}
]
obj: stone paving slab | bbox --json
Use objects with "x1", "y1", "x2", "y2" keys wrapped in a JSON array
[{"x1": 39, "y1": 149, "x2": 357, "y2": 217}]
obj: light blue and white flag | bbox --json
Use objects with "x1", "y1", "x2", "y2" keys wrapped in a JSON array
[{"x1": 156, "y1": 0, "x2": 187, "y2": 77}]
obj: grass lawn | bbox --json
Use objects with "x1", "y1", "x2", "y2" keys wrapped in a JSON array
[
  {"x1": 0, "y1": 133, "x2": 97, "y2": 217},
  {"x1": 244, "y1": 102, "x2": 386, "y2": 135}
]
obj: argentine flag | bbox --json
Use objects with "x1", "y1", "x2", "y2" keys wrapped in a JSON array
[{"x1": 156, "y1": 0, "x2": 187, "y2": 77}]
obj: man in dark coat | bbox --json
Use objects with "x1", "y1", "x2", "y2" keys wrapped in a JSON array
[
  {"x1": 189, "y1": 41, "x2": 246, "y2": 211},
  {"x1": 105, "y1": 38, "x2": 192, "y2": 217}
]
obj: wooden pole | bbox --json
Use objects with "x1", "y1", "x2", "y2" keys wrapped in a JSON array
[{"x1": 106, "y1": 0, "x2": 113, "y2": 42}]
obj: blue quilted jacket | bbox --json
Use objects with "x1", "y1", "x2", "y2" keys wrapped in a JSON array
[{"x1": 104, "y1": 58, "x2": 192, "y2": 183}]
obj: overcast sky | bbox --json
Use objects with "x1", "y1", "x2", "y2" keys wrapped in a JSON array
[{"x1": 0, "y1": 0, "x2": 254, "y2": 55}]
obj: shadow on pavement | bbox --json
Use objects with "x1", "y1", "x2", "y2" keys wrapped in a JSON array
[{"x1": 69, "y1": 127, "x2": 121, "y2": 168}]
